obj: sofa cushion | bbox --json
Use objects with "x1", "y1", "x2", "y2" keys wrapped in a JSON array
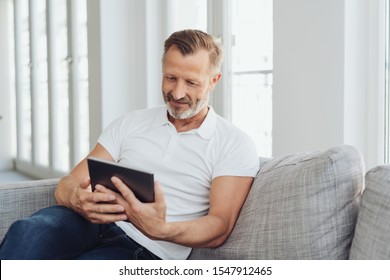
[
  {"x1": 189, "y1": 145, "x2": 364, "y2": 259},
  {"x1": 349, "y1": 165, "x2": 390, "y2": 259},
  {"x1": 0, "y1": 178, "x2": 59, "y2": 243}
]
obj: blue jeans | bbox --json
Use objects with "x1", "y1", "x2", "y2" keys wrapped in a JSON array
[{"x1": 0, "y1": 206, "x2": 161, "y2": 260}]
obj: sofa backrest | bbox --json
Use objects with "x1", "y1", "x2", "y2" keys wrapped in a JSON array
[{"x1": 189, "y1": 145, "x2": 365, "y2": 259}]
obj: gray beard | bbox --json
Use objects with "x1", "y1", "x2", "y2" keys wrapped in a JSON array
[{"x1": 165, "y1": 92, "x2": 210, "y2": 120}]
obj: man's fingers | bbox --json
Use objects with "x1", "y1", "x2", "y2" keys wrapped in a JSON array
[
  {"x1": 111, "y1": 176, "x2": 139, "y2": 203},
  {"x1": 88, "y1": 212, "x2": 128, "y2": 224},
  {"x1": 79, "y1": 195, "x2": 127, "y2": 224},
  {"x1": 81, "y1": 186, "x2": 115, "y2": 203},
  {"x1": 93, "y1": 202, "x2": 125, "y2": 215}
]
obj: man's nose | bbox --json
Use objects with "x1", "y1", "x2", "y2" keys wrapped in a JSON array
[{"x1": 171, "y1": 80, "x2": 186, "y2": 100}]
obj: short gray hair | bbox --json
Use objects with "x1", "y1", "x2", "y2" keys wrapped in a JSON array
[{"x1": 162, "y1": 29, "x2": 223, "y2": 74}]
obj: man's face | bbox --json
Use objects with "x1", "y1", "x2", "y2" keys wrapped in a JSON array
[{"x1": 162, "y1": 45, "x2": 220, "y2": 120}]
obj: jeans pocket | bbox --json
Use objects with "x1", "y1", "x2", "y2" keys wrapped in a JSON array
[
  {"x1": 98, "y1": 224, "x2": 127, "y2": 243},
  {"x1": 133, "y1": 247, "x2": 161, "y2": 260},
  {"x1": 98, "y1": 223, "x2": 161, "y2": 260}
]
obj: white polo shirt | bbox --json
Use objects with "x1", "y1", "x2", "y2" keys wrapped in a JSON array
[{"x1": 98, "y1": 106, "x2": 259, "y2": 259}]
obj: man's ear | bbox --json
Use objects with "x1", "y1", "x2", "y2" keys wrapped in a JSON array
[{"x1": 210, "y1": 72, "x2": 222, "y2": 91}]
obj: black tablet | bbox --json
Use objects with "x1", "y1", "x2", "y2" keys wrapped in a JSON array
[{"x1": 87, "y1": 157, "x2": 154, "y2": 203}]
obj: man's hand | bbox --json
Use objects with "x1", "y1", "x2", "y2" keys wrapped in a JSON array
[
  {"x1": 57, "y1": 176, "x2": 128, "y2": 224},
  {"x1": 109, "y1": 177, "x2": 168, "y2": 240},
  {"x1": 55, "y1": 144, "x2": 129, "y2": 224}
]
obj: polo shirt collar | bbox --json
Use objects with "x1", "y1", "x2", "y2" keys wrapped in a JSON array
[
  {"x1": 195, "y1": 106, "x2": 216, "y2": 140},
  {"x1": 152, "y1": 106, "x2": 171, "y2": 127},
  {"x1": 152, "y1": 105, "x2": 216, "y2": 140}
]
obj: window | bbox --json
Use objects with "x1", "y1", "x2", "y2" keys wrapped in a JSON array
[
  {"x1": 13, "y1": 0, "x2": 89, "y2": 177},
  {"x1": 168, "y1": 0, "x2": 273, "y2": 156},
  {"x1": 230, "y1": 0, "x2": 273, "y2": 157}
]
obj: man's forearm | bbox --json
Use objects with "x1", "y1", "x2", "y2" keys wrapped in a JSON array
[{"x1": 161, "y1": 214, "x2": 231, "y2": 248}]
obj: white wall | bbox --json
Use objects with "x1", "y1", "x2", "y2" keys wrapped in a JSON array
[
  {"x1": 87, "y1": 0, "x2": 139, "y2": 146},
  {"x1": 273, "y1": 0, "x2": 384, "y2": 170},
  {"x1": 0, "y1": 0, "x2": 14, "y2": 170},
  {"x1": 87, "y1": 0, "x2": 166, "y2": 146}
]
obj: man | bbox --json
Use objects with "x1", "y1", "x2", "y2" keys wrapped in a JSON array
[{"x1": 0, "y1": 29, "x2": 259, "y2": 260}]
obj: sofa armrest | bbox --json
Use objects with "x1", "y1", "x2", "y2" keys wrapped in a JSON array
[
  {"x1": 350, "y1": 165, "x2": 390, "y2": 259},
  {"x1": 0, "y1": 178, "x2": 59, "y2": 243}
]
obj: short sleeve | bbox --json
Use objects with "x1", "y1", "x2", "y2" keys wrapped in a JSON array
[
  {"x1": 98, "y1": 115, "x2": 128, "y2": 161},
  {"x1": 212, "y1": 131, "x2": 259, "y2": 179}
]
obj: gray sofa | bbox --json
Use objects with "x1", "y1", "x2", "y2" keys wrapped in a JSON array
[{"x1": 1, "y1": 145, "x2": 389, "y2": 259}]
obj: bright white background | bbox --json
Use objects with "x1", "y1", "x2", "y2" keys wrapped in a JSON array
[{"x1": 0, "y1": 0, "x2": 387, "y2": 174}]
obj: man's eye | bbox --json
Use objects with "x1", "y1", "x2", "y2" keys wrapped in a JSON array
[
  {"x1": 187, "y1": 81, "x2": 198, "y2": 86},
  {"x1": 166, "y1": 76, "x2": 176, "y2": 81}
]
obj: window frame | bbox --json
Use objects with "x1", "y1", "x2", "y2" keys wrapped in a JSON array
[{"x1": 367, "y1": 0, "x2": 387, "y2": 167}]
